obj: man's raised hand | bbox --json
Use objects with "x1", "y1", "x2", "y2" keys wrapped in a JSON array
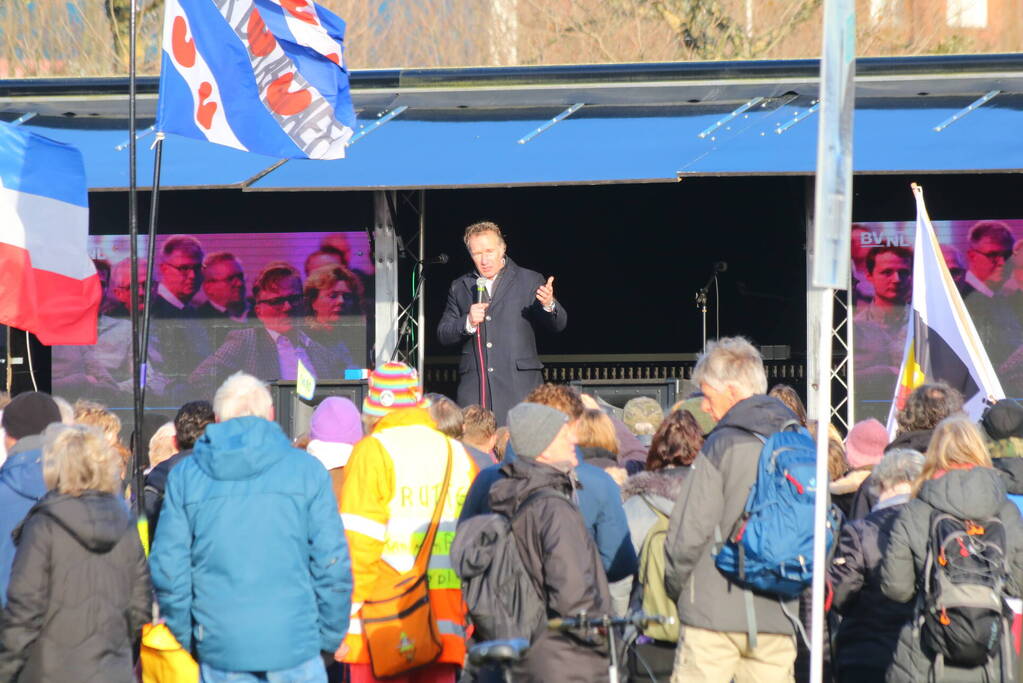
[{"x1": 536, "y1": 276, "x2": 555, "y2": 308}]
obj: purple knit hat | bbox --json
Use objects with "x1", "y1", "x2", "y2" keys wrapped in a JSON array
[{"x1": 310, "y1": 397, "x2": 362, "y2": 445}]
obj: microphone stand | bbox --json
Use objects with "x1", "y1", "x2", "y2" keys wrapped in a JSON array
[
  {"x1": 695, "y1": 287, "x2": 709, "y2": 352},
  {"x1": 695, "y1": 263, "x2": 726, "y2": 351}
]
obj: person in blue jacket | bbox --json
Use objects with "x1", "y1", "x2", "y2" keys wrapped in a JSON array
[
  {"x1": 458, "y1": 384, "x2": 638, "y2": 583},
  {"x1": 0, "y1": 392, "x2": 63, "y2": 604},
  {"x1": 150, "y1": 372, "x2": 352, "y2": 682}
]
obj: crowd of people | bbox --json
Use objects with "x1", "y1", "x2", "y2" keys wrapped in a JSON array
[
  {"x1": 2, "y1": 336, "x2": 1023, "y2": 682},
  {"x1": 52, "y1": 233, "x2": 370, "y2": 406}
]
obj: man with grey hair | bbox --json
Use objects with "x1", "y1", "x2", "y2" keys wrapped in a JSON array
[
  {"x1": 829, "y1": 449, "x2": 924, "y2": 681},
  {"x1": 663, "y1": 337, "x2": 800, "y2": 682},
  {"x1": 150, "y1": 372, "x2": 352, "y2": 682}
]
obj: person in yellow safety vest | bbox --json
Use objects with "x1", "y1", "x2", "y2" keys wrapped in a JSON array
[{"x1": 339, "y1": 362, "x2": 478, "y2": 683}]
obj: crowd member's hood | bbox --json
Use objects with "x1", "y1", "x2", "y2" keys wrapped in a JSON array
[
  {"x1": 193, "y1": 416, "x2": 293, "y2": 481},
  {"x1": 917, "y1": 466, "x2": 1007, "y2": 520},
  {"x1": 20, "y1": 491, "x2": 131, "y2": 553}
]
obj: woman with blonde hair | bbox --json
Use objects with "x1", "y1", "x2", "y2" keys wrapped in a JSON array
[
  {"x1": 880, "y1": 415, "x2": 1023, "y2": 682},
  {"x1": 575, "y1": 408, "x2": 625, "y2": 484},
  {"x1": 0, "y1": 424, "x2": 151, "y2": 682}
]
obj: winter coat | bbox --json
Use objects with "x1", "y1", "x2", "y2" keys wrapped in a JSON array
[
  {"x1": 141, "y1": 448, "x2": 192, "y2": 542},
  {"x1": 0, "y1": 491, "x2": 151, "y2": 683},
  {"x1": 847, "y1": 471, "x2": 881, "y2": 521},
  {"x1": 886, "y1": 429, "x2": 934, "y2": 454},
  {"x1": 663, "y1": 394, "x2": 800, "y2": 635},
  {"x1": 150, "y1": 416, "x2": 352, "y2": 673},
  {"x1": 436, "y1": 257, "x2": 567, "y2": 425},
  {"x1": 609, "y1": 468, "x2": 691, "y2": 616},
  {"x1": 0, "y1": 436, "x2": 47, "y2": 605},
  {"x1": 881, "y1": 467, "x2": 1023, "y2": 682},
  {"x1": 458, "y1": 445, "x2": 638, "y2": 582},
  {"x1": 830, "y1": 468, "x2": 872, "y2": 519},
  {"x1": 829, "y1": 494, "x2": 914, "y2": 677},
  {"x1": 489, "y1": 457, "x2": 611, "y2": 683}
]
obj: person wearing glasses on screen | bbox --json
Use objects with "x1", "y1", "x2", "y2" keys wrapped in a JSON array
[
  {"x1": 963, "y1": 221, "x2": 1015, "y2": 298},
  {"x1": 148, "y1": 235, "x2": 214, "y2": 402},
  {"x1": 958, "y1": 221, "x2": 1023, "y2": 386},
  {"x1": 198, "y1": 252, "x2": 249, "y2": 323},
  {"x1": 154, "y1": 235, "x2": 206, "y2": 316},
  {"x1": 190, "y1": 262, "x2": 351, "y2": 399}
]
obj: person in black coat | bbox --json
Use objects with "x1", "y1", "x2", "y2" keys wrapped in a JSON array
[
  {"x1": 486, "y1": 402, "x2": 612, "y2": 683},
  {"x1": 437, "y1": 222, "x2": 567, "y2": 425},
  {"x1": 828, "y1": 447, "x2": 925, "y2": 683},
  {"x1": 0, "y1": 424, "x2": 151, "y2": 683}
]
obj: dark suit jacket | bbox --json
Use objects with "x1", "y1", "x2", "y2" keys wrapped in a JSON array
[
  {"x1": 437, "y1": 257, "x2": 567, "y2": 424},
  {"x1": 189, "y1": 326, "x2": 351, "y2": 400},
  {"x1": 195, "y1": 300, "x2": 251, "y2": 322}
]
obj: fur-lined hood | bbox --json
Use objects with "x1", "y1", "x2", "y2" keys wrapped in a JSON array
[
  {"x1": 621, "y1": 467, "x2": 690, "y2": 504},
  {"x1": 829, "y1": 468, "x2": 871, "y2": 496}
]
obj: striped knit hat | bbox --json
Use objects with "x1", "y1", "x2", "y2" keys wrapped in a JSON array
[{"x1": 363, "y1": 361, "x2": 424, "y2": 417}]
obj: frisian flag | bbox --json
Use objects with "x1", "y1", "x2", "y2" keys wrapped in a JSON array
[
  {"x1": 0, "y1": 121, "x2": 100, "y2": 345},
  {"x1": 886, "y1": 184, "x2": 1004, "y2": 434},
  {"x1": 157, "y1": 0, "x2": 355, "y2": 159}
]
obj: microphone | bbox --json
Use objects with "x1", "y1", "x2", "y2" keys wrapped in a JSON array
[
  {"x1": 475, "y1": 277, "x2": 487, "y2": 305},
  {"x1": 700, "y1": 261, "x2": 728, "y2": 293}
]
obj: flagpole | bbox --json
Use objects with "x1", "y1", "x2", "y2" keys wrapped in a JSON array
[
  {"x1": 810, "y1": 0, "x2": 857, "y2": 680},
  {"x1": 127, "y1": 0, "x2": 146, "y2": 513},
  {"x1": 139, "y1": 135, "x2": 164, "y2": 410}
]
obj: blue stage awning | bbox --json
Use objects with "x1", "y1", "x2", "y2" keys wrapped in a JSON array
[
  {"x1": 20, "y1": 120, "x2": 279, "y2": 190},
  {"x1": 16, "y1": 90, "x2": 1023, "y2": 191}
]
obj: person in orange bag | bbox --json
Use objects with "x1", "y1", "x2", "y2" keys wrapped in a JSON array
[{"x1": 339, "y1": 362, "x2": 477, "y2": 683}]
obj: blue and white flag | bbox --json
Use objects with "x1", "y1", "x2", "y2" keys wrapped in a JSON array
[{"x1": 157, "y1": 0, "x2": 356, "y2": 159}]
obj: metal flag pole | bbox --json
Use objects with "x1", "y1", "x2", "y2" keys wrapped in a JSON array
[
  {"x1": 126, "y1": 0, "x2": 146, "y2": 512},
  {"x1": 810, "y1": 0, "x2": 856, "y2": 680},
  {"x1": 139, "y1": 134, "x2": 165, "y2": 410}
]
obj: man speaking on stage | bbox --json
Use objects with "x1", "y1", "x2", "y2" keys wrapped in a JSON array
[{"x1": 438, "y1": 221, "x2": 567, "y2": 424}]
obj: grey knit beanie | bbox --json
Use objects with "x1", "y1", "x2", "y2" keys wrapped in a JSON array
[{"x1": 507, "y1": 402, "x2": 568, "y2": 461}]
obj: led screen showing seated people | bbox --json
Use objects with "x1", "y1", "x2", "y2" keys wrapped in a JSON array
[
  {"x1": 852, "y1": 219, "x2": 1023, "y2": 422},
  {"x1": 52, "y1": 231, "x2": 372, "y2": 412}
]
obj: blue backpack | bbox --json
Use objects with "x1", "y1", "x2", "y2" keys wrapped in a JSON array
[{"x1": 714, "y1": 422, "x2": 839, "y2": 599}]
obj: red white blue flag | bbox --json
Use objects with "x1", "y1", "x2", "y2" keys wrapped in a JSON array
[
  {"x1": 0, "y1": 121, "x2": 100, "y2": 345},
  {"x1": 157, "y1": 0, "x2": 356, "y2": 159}
]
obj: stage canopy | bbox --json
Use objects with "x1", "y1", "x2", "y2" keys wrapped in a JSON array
[{"x1": 3, "y1": 55, "x2": 1022, "y2": 191}]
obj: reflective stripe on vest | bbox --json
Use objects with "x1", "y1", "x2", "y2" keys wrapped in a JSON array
[
  {"x1": 347, "y1": 617, "x2": 465, "y2": 638},
  {"x1": 371, "y1": 428, "x2": 474, "y2": 589}
]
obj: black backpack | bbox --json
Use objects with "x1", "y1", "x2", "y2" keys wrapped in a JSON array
[
  {"x1": 919, "y1": 512, "x2": 1011, "y2": 668},
  {"x1": 451, "y1": 489, "x2": 567, "y2": 642}
]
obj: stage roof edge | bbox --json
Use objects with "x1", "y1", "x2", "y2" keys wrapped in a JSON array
[{"x1": 2, "y1": 54, "x2": 1022, "y2": 190}]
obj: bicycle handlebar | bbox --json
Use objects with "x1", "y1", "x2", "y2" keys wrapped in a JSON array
[{"x1": 547, "y1": 611, "x2": 675, "y2": 631}]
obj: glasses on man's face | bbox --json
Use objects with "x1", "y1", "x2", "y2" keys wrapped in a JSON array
[
  {"x1": 972, "y1": 249, "x2": 1012, "y2": 262},
  {"x1": 257, "y1": 294, "x2": 303, "y2": 309},
  {"x1": 164, "y1": 262, "x2": 202, "y2": 275}
]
